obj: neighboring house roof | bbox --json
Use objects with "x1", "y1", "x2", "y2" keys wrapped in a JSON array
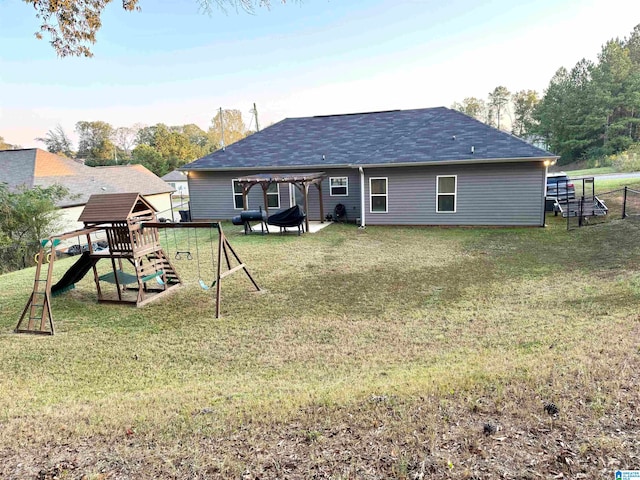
[
  {"x1": 161, "y1": 170, "x2": 188, "y2": 182},
  {"x1": 181, "y1": 107, "x2": 557, "y2": 172},
  {"x1": 0, "y1": 148, "x2": 174, "y2": 207}
]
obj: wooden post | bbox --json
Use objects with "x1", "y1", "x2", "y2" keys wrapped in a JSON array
[
  {"x1": 623, "y1": 186, "x2": 628, "y2": 218},
  {"x1": 303, "y1": 184, "x2": 310, "y2": 233},
  {"x1": 242, "y1": 185, "x2": 249, "y2": 210},
  {"x1": 316, "y1": 182, "x2": 324, "y2": 223},
  {"x1": 215, "y1": 225, "x2": 223, "y2": 319},
  {"x1": 262, "y1": 184, "x2": 270, "y2": 217}
]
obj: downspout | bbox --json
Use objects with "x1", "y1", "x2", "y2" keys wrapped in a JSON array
[{"x1": 359, "y1": 167, "x2": 366, "y2": 229}]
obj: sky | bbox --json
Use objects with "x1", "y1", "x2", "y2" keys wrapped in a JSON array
[{"x1": 0, "y1": 0, "x2": 638, "y2": 148}]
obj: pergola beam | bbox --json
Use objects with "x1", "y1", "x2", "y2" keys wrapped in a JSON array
[{"x1": 235, "y1": 172, "x2": 327, "y2": 232}]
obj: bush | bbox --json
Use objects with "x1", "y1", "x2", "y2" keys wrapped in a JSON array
[{"x1": 610, "y1": 144, "x2": 640, "y2": 172}]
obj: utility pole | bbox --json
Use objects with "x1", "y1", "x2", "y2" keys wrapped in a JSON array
[
  {"x1": 220, "y1": 107, "x2": 225, "y2": 151},
  {"x1": 252, "y1": 102, "x2": 260, "y2": 132}
]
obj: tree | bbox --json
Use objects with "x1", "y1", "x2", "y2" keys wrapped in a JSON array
[
  {"x1": 451, "y1": 97, "x2": 487, "y2": 122},
  {"x1": 112, "y1": 124, "x2": 141, "y2": 160},
  {"x1": 209, "y1": 109, "x2": 249, "y2": 148},
  {"x1": 591, "y1": 38, "x2": 640, "y2": 153},
  {"x1": 132, "y1": 123, "x2": 210, "y2": 175},
  {"x1": 131, "y1": 144, "x2": 166, "y2": 175},
  {"x1": 511, "y1": 90, "x2": 539, "y2": 138},
  {"x1": 35, "y1": 124, "x2": 74, "y2": 157},
  {"x1": 0, "y1": 183, "x2": 69, "y2": 273},
  {"x1": 488, "y1": 86, "x2": 511, "y2": 130},
  {"x1": 23, "y1": 0, "x2": 293, "y2": 57},
  {"x1": 0, "y1": 136, "x2": 18, "y2": 150},
  {"x1": 532, "y1": 25, "x2": 640, "y2": 163},
  {"x1": 75, "y1": 120, "x2": 115, "y2": 161}
]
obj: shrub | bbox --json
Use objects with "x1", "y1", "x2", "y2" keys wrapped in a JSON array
[{"x1": 610, "y1": 144, "x2": 640, "y2": 172}]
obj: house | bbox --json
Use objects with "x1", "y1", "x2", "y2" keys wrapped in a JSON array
[
  {"x1": 161, "y1": 170, "x2": 190, "y2": 197},
  {"x1": 0, "y1": 148, "x2": 175, "y2": 233},
  {"x1": 180, "y1": 107, "x2": 558, "y2": 227}
]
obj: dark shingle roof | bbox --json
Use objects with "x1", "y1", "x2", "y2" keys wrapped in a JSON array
[
  {"x1": 181, "y1": 107, "x2": 556, "y2": 171},
  {"x1": 0, "y1": 149, "x2": 174, "y2": 207}
]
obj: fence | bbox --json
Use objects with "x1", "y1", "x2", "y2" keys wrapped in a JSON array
[{"x1": 567, "y1": 186, "x2": 640, "y2": 229}]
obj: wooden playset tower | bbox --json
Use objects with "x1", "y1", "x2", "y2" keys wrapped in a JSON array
[{"x1": 16, "y1": 193, "x2": 181, "y2": 334}]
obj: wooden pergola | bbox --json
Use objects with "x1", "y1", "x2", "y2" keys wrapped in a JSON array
[{"x1": 236, "y1": 172, "x2": 326, "y2": 233}]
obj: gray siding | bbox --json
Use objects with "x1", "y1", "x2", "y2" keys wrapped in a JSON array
[
  {"x1": 188, "y1": 162, "x2": 545, "y2": 226},
  {"x1": 188, "y1": 168, "x2": 361, "y2": 221},
  {"x1": 305, "y1": 168, "x2": 360, "y2": 221},
  {"x1": 363, "y1": 162, "x2": 545, "y2": 226}
]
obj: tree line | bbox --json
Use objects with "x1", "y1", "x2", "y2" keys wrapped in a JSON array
[
  {"x1": 34, "y1": 109, "x2": 252, "y2": 177},
  {"x1": 453, "y1": 24, "x2": 640, "y2": 165}
]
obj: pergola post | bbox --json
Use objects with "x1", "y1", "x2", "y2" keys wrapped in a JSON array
[
  {"x1": 242, "y1": 185, "x2": 250, "y2": 210},
  {"x1": 262, "y1": 184, "x2": 270, "y2": 217},
  {"x1": 315, "y1": 182, "x2": 324, "y2": 223},
  {"x1": 303, "y1": 183, "x2": 310, "y2": 233}
]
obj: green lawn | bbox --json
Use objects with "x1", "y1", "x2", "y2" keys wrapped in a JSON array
[
  {"x1": 1, "y1": 219, "x2": 639, "y2": 478},
  {"x1": 562, "y1": 166, "x2": 617, "y2": 176}
]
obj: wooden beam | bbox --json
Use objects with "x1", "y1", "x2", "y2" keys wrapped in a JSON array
[
  {"x1": 303, "y1": 184, "x2": 310, "y2": 233},
  {"x1": 142, "y1": 222, "x2": 220, "y2": 229}
]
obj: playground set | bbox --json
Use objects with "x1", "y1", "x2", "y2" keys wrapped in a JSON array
[{"x1": 16, "y1": 193, "x2": 260, "y2": 335}]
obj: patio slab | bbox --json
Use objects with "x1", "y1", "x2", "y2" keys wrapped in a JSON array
[{"x1": 244, "y1": 221, "x2": 333, "y2": 234}]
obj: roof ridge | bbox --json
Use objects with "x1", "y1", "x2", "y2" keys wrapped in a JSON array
[{"x1": 312, "y1": 109, "x2": 402, "y2": 119}]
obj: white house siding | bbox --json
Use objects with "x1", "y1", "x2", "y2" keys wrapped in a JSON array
[
  {"x1": 188, "y1": 169, "x2": 361, "y2": 221},
  {"x1": 57, "y1": 205, "x2": 85, "y2": 235},
  {"x1": 363, "y1": 161, "x2": 546, "y2": 226},
  {"x1": 145, "y1": 193, "x2": 174, "y2": 221}
]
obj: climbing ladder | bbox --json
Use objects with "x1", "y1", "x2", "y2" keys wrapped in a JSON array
[
  {"x1": 16, "y1": 249, "x2": 55, "y2": 335},
  {"x1": 15, "y1": 227, "x2": 101, "y2": 335}
]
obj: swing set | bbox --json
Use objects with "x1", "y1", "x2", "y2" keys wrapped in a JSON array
[
  {"x1": 145, "y1": 220, "x2": 261, "y2": 316},
  {"x1": 16, "y1": 193, "x2": 261, "y2": 335}
]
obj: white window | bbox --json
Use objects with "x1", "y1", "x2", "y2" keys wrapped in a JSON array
[
  {"x1": 330, "y1": 177, "x2": 348, "y2": 196},
  {"x1": 436, "y1": 175, "x2": 457, "y2": 213},
  {"x1": 267, "y1": 183, "x2": 280, "y2": 208},
  {"x1": 232, "y1": 180, "x2": 244, "y2": 209},
  {"x1": 369, "y1": 177, "x2": 388, "y2": 213}
]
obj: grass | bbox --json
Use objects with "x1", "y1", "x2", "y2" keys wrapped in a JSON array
[
  {"x1": 1, "y1": 219, "x2": 640, "y2": 478},
  {"x1": 561, "y1": 166, "x2": 617, "y2": 176}
]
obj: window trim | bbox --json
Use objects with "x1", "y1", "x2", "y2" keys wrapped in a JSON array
[
  {"x1": 267, "y1": 182, "x2": 280, "y2": 209},
  {"x1": 329, "y1": 176, "x2": 349, "y2": 196},
  {"x1": 232, "y1": 179, "x2": 245, "y2": 210},
  {"x1": 436, "y1": 174, "x2": 457, "y2": 213},
  {"x1": 369, "y1": 177, "x2": 388, "y2": 214}
]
